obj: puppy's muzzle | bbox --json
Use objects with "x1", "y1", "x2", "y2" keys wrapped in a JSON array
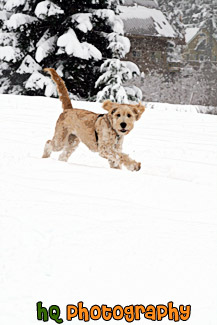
[
  {"x1": 120, "y1": 122, "x2": 127, "y2": 133},
  {"x1": 120, "y1": 122, "x2": 127, "y2": 128}
]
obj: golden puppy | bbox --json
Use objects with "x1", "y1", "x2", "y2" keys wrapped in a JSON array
[{"x1": 42, "y1": 68, "x2": 145, "y2": 171}]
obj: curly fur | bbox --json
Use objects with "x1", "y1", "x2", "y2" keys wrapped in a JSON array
[{"x1": 42, "y1": 68, "x2": 145, "y2": 171}]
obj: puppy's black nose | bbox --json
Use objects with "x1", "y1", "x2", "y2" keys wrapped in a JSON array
[{"x1": 120, "y1": 122, "x2": 127, "y2": 129}]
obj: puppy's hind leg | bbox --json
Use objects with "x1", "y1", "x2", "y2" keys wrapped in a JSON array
[
  {"x1": 59, "y1": 134, "x2": 80, "y2": 162},
  {"x1": 42, "y1": 126, "x2": 68, "y2": 159},
  {"x1": 42, "y1": 138, "x2": 65, "y2": 158},
  {"x1": 42, "y1": 136, "x2": 66, "y2": 158},
  {"x1": 42, "y1": 140, "x2": 53, "y2": 158}
]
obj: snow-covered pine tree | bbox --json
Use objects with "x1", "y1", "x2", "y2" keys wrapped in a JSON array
[
  {"x1": 95, "y1": 59, "x2": 141, "y2": 103},
  {"x1": 158, "y1": 0, "x2": 185, "y2": 39},
  {"x1": 0, "y1": 0, "x2": 141, "y2": 101},
  {"x1": 0, "y1": 0, "x2": 44, "y2": 94},
  {"x1": 182, "y1": 2, "x2": 205, "y2": 26},
  {"x1": 0, "y1": 0, "x2": 14, "y2": 92},
  {"x1": 94, "y1": 2, "x2": 142, "y2": 103},
  {"x1": 158, "y1": 0, "x2": 185, "y2": 64},
  {"x1": 180, "y1": 0, "x2": 216, "y2": 27}
]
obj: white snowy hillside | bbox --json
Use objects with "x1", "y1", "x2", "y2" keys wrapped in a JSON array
[{"x1": 0, "y1": 94, "x2": 217, "y2": 325}]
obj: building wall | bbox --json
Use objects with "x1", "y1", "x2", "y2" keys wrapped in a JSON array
[
  {"x1": 183, "y1": 28, "x2": 217, "y2": 64},
  {"x1": 123, "y1": 35, "x2": 168, "y2": 72}
]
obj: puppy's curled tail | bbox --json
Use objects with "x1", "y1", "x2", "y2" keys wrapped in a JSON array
[{"x1": 44, "y1": 68, "x2": 73, "y2": 111}]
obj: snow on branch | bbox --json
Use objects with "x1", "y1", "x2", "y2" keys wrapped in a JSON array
[
  {"x1": 124, "y1": 61, "x2": 140, "y2": 76},
  {"x1": 44, "y1": 79, "x2": 58, "y2": 97},
  {"x1": 125, "y1": 85, "x2": 142, "y2": 101},
  {"x1": 4, "y1": 0, "x2": 25, "y2": 11},
  {"x1": 57, "y1": 28, "x2": 102, "y2": 60},
  {"x1": 71, "y1": 13, "x2": 93, "y2": 33},
  {"x1": 5, "y1": 13, "x2": 37, "y2": 30},
  {"x1": 107, "y1": 32, "x2": 130, "y2": 58},
  {"x1": 16, "y1": 55, "x2": 42, "y2": 74},
  {"x1": 0, "y1": 10, "x2": 12, "y2": 22},
  {"x1": 0, "y1": 46, "x2": 23, "y2": 62},
  {"x1": 96, "y1": 59, "x2": 142, "y2": 103},
  {"x1": 36, "y1": 29, "x2": 50, "y2": 48},
  {"x1": 0, "y1": 32, "x2": 17, "y2": 47},
  {"x1": 94, "y1": 9, "x2": 124, "y2": 35},
  {"x1": 25, "y1": 72, "x2": 48, "y2": 90},
  {"x1": 25, "y1": 71, "x2": 57, "y2": 97},
  {"x1": 57, "y1": 28, "x2": 83, "y2": 56},
  {"x1": 35, "y1": 1, "x2": 64, "y2": 19},
  {"x1": 36, "y1": 35, "x2": 57, "y2": 62},
  {"x1": 81, "y1": 42, "x2": 102, "y2": 61}
]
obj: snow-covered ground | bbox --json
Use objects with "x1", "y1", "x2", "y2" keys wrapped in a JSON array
[{"x1": 0, "y1": 94, "x2": 217, "y2": 325}]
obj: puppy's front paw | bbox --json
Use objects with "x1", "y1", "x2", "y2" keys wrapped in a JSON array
[
  {"x1": 134, "y1": 161, "x2": 141, "y2": 171},
  {"x1": 128, "y1": 161, "x2": 141, "y2": 172},
  {"x1": 109, "y1": 160, "x2": 122, "y2": 169}
]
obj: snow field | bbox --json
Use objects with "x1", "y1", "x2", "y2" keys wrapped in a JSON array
[{"x1": 0, "y1": 94, "x2": 217, "y2": 325}]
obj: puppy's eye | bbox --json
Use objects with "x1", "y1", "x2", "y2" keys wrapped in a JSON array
[
  {"x1": 127, "y1": 114, "x2": 131, "y2": 118},
  {"x1": 117, "y1": 114, "x2": 121, "y2": 118}
]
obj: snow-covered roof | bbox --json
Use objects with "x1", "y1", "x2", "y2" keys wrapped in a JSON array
[
  {"x1": 119, "y1": 5, "x2": 176, "y2": 38},
  {"x1": 185, "y1": 27, "x2": 200, "y2": 44}
]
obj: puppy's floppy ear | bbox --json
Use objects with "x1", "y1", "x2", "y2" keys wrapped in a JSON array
[
  {"x1": 102, "y1": 100, "x2": 114, "y2": 111},
  {"x1": 103, "y1": 100, "x2": 118, "y2": 115},
  {"x1": 132, "y1": 102, "x2": 145, "y2": 121}
]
